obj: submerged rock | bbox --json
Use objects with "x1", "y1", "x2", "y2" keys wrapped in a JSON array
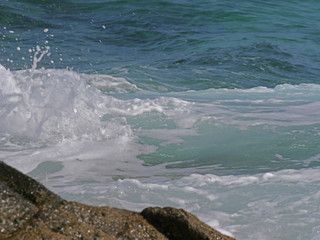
[{"x1": 0, "y1": 161, "x2": 235, "y2": 240}]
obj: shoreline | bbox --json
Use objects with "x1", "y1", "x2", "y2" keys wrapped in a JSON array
[{"x1": 0, "y1": 161, "x2": 235, "y2": 240}]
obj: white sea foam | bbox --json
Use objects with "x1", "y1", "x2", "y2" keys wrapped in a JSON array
[
  {"x1": 181, "y1": 167, "x2": 320, "y2": 186},
  {"x1": 50, "y1": 166, "x2": 320, "y2": 240},
  {"x1": 0, "y1": 66, "x2": 198, "y2": 179},
  {"x1": 0, "y1": 65, "x2": 20, "y2": 95},
  {"x1": 0, "y1": 66, "x2": 183, "y2": 143},
  {"x1": 1, "y1": 66, "x2": 319, "y2": 145},
  {"x1": 1, "y1": 66, "x2": 320, "y2": 240}
]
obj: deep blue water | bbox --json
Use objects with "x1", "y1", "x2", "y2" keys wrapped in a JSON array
[
  {"x1": 1, "y1": 1, "x2": 320, "y2": 239},
  {"x1": 1, "y1": 0, "x2": 320, "y2": 90}
]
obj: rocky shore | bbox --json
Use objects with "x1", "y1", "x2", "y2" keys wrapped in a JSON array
[{"x1": 0, "y1": 161, "x2": 235, "y2": 240}]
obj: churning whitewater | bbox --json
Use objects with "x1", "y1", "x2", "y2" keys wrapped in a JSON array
[
  {"x1": 1, "y1": 0, "x2": 320, "y2": 239},
  {"x1": 1, "y1": 64, "x2": 320, "y2": 239}
]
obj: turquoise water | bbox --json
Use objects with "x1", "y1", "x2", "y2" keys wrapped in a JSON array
[{"x1": 1, "y1": 1, "x2": 320, "y2": 239}]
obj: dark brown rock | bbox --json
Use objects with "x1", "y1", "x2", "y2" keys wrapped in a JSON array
[
  {"x1": 7, "y1": 228, "x2": 70, "y2": 240},
  {"x1": 0, "y1": 161, "x2": 63, "y2": 207},
  {"x1": 0, "y1": 161, "x2": 236, "y2": 239},
  {"x1": 0, "y1": 182, "x2": 38, "y2": 235},
  {"x1": 141, "y1": 207, "x2": 235, "y2": 240}
]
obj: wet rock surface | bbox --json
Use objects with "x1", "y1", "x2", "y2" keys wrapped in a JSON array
[
  {"x1": 0, "y1": 161, "x2": 235, "y2": 240},
  {"x1": 141, "y1": 207, "x2": 235, "y2": 240}
]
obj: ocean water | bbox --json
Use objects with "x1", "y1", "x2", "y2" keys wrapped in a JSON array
[{"x1": 1, "y1": 0, "x2": 320, "y2": 239}]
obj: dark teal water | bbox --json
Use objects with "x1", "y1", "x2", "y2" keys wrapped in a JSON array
[
  {"x1": 1, "y1": 1, "x2": 320, "y2": 239},
  {"x1": 1, "y1": 0, "x2": 320, "y2": 90}
]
